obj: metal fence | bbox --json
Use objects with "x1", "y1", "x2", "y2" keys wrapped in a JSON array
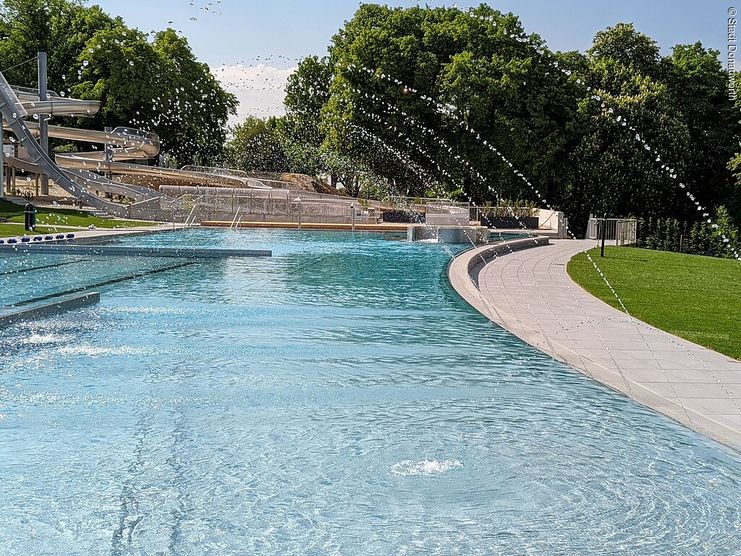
[
  {"x1": 152, "y1": 186, "x2": 472, "y2": 225},
  {"x1": 157, "y1": 186, "x2": 383, "y2": 224},
  {"x1": 586, "y1": 217, "x2": 637, "y2": 245}
]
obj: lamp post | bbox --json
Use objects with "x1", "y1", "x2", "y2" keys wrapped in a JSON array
[
  {"x1": 350, "y1": 203, "x2": 355, "y2": 232},
  {"x1": 600, "y1": 212, "x2": 607, "y2": 257}
]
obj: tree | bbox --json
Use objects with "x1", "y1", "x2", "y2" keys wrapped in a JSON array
[
  {"x1": 588, "y1": 23, "x2": 662, "y2": 79},
  {"x1": 224, "y1": 116, "x2": 290, "y2": 173},
  {"x1": 564, "y1": 35, "x2": 691, "y2": 230},
  {"x1": 246, "y1": 5, "x2": 740, "y2": 240},
  {"x1": 0, "y1": 0, "x2": 116, "y2": 90},
  {"x1": 665, "y1": 43, "x2": 740, "y2": 223},
  {"x1": 149, "y1": 29, "x2": 236, "y2": 165},
  {"x1": 309, "y1": 4, "x2": 581, "y2": 204},
  {"x1": 728, "y1": 153, "x2": 741, "y2": 220},
  {"x1": 282, "y1": 55, "x2": 335, "y2": 178}
]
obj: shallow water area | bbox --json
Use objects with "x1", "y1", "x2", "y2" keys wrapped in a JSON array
[{"x1": 0, "y1": 228, "x2": 739, "y2": 555}]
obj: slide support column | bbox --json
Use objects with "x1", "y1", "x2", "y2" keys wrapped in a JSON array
[{"x1": 38, "y1": 51, "x2": 49, "y2": 196}]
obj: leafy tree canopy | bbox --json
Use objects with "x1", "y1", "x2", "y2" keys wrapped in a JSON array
[{"x1": 269, "y1": 5, "x2": 739, "y2": 234}]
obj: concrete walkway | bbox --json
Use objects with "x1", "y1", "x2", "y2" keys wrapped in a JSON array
[
  {"x1": 449, "y1": 238, "x2": 741, "y2": 450},
  {"x1": 0, "y1": 223, "x2": 182, "y2": 243}
]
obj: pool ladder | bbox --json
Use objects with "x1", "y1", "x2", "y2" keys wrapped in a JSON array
[
  {"x1": 185, "y1": 204, "x2": 200, "y2": 228},
  {"x1": 230, "y1": 207, "x2": 242, "y2": 231}
]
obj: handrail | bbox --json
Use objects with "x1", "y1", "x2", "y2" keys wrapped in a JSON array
[
  {"x1": 185, "y1": 204, "x2": 199, "y2": 228},
  {"x1": 229, "y1": 206, "x2": 241, "y2": 231}
]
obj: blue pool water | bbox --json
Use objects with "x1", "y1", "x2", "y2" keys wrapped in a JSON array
[{"x1": 0, "y1": 229, "x2": 739, "y2": 555}]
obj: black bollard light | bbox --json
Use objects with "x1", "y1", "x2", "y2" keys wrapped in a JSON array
[
  {"x1": 600, "y1": 212, "x2": 607, "y2": 257},
  {"x1": 24, "y1": 203, "x2": 36, "y2": 231}
]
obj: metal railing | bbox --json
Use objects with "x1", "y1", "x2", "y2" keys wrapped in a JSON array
[
  {"x1": 587, "y1": 217, "x2": 637, "y2": 245},
  {"x1": 147, "y1": 185, "x2": 479, "y2": 226},
  {"x1": 229, "y1": 206, "x2": 241, "y2": 230}
]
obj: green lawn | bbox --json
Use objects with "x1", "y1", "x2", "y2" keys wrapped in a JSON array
[
  {"x1": 0, "y1": 199, "x2": 155, "y2": 230},
  {"x1": 567, "y1": 247, "x2": 740, "y2": 360},
  {"x1": 0, "y1": 223, "x2": 59, "y2": 237}
]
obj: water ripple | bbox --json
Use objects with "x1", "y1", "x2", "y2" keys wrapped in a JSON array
[{"x1": 0, "y1": 229, "x2": 738, "y2": 555}]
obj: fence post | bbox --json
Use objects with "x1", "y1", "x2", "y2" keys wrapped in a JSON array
[
  {"x1": 295, "y1": 197, "x2": 302, "y2": 230},
  {"x1": 0, "y1": 130, "x2": 4, "y2": 198}
]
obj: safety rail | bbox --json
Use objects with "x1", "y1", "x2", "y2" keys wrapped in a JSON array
[
  {"x1": 586, "y1": 217, "x2": 638, "y2": 245},
  {"x1": 11, "y1": 85, "x2": 61, "y2": 99},
  {"x1": 229, "y1": 207, "x2": 241, "y2": 230},
  {"x1": 156, "y1": 185, "x2": 484, "y2": 226}
]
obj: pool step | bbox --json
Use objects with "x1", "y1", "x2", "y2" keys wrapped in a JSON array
[
  {"x1": 0, "y1": 291, "x2": 100, "y2": 325},
  {"x1": 0, "y1": 244, "x2": 272, "y2": 258}
]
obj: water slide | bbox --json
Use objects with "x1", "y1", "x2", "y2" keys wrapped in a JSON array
[
  {"x1": 1, "y1": 71, "x2": 272, "y2": 217},
  {"x1": 10, "y1": 86, "x2": 270, "y2": 190},
  {"x1": 1, "y1": 72, "x2": 155, "y2": 217}
]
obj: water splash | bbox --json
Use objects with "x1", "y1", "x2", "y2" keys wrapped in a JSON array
[{"x1": 391, "y1": 459, "x2": 464, "y2": 476}]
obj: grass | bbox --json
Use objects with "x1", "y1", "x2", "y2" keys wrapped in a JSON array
[
  {"x1": 0, "y1": 223, "x2": 59, "y2": 237},
  {"x1": 567, "y1": 247, "x2": 740, "y2": 360},
  {"x1": 0, "y1": 199, "x2": 155, "y2": 230}
]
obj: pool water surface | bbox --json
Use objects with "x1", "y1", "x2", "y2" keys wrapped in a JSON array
[{"x1": 0, "y1": 229, "x2": 739, "y2": 554}]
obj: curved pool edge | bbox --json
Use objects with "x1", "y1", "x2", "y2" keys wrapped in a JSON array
[{"x1": 447, "y1": 237, "x2": 741, "y2": 452}]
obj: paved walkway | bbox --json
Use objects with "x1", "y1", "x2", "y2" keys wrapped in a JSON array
[
  {"x1": 449, "y1": 238, "x2": 741, "y2": 450},
  {"x1": 0, "y1": 223, "x2": 181, "y2": 242}
]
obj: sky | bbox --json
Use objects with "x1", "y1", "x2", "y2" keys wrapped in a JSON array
[{"x1": 89, "y1": 0, "x2": 732, "y2": 124}]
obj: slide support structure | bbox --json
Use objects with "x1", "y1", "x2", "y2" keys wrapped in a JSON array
[
  {"x1": 38, "y1": 52, "x2": 49, "y2": 196},
  {"x1": 0, "y1": 113, "x2": 4, "y2": 197}
]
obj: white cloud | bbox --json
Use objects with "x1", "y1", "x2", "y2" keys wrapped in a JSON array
[{"x1": 212, "y1": 64, "x2": 296, "y2": 126}]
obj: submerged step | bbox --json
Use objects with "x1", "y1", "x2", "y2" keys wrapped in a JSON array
[
  {"x1": 0, "y1": 244, "x2": 272, "y2": 258},
  {"x1": 0, "y1": 291, "x2": 100, "y2": 325}
]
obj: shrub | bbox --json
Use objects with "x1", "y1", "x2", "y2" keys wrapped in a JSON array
[{"x1": 636, "y1": 207, "x2": 739, "y2": 258}]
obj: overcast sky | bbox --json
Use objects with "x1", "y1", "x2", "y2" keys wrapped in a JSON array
[{"x1": 89, "y1": 1, "x2": 731, "y2": 124}]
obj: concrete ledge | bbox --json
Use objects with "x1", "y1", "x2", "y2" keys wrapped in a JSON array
[
  {"x1": 0, "y1": 291, "x2": 100, "y2": 325},
  {"x1": 448, "y1": 238, "x2": 741, "y2": 451},
  {"x1": 448, "y1": 237, "x2": 550, "y2": 326},
  {"x1": 465, "y1": 236, "x2": 550, "y2": 285},
  {"x1": 407, "y1": 224, "x2": 490, "y2": 244},
  {"x1": 0, "y1": 244, "x2": 272, "y2": 258},
  {"x1": 0, "y1": 224, "x2": 183, "y2": 243},
  {"x1": 201, "y1": 221, "x2": 409, "y2": 232}
]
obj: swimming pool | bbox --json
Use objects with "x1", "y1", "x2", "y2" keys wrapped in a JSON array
[{"x1": 0, "y1": 229, "x2": 739, "y2": 554}]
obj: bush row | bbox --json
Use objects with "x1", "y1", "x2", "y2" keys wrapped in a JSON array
[{"x1": 635, "y1": 207, "x2": 739, "y2": 258}]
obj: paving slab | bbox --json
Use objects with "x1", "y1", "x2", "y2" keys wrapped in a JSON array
[{"x1": 448, "y1": 238, "x2": 741, "y2": 451}]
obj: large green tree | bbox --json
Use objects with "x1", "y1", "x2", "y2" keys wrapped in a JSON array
[
  {"x1": 278, "y1": 7, "x2": 739, "y2": 235},
  {"x1": 302, "y1": 4, "x2": 577, "y2": 203},
  {"x1": 665, "y1": 42, "x2": 740, "y2": 222},
  {"x1": 284, "y1": 5, "x2": 588, "y2": 213},
  {"x1": 0, "y1": 0, "x2": 115, "y2": 91},
  {"x1": 223, "y1": 116, "x2": 290, "y2": 173},
  {"x1": 564, "y1": 25, "x2": 691, "y2": 228}
]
